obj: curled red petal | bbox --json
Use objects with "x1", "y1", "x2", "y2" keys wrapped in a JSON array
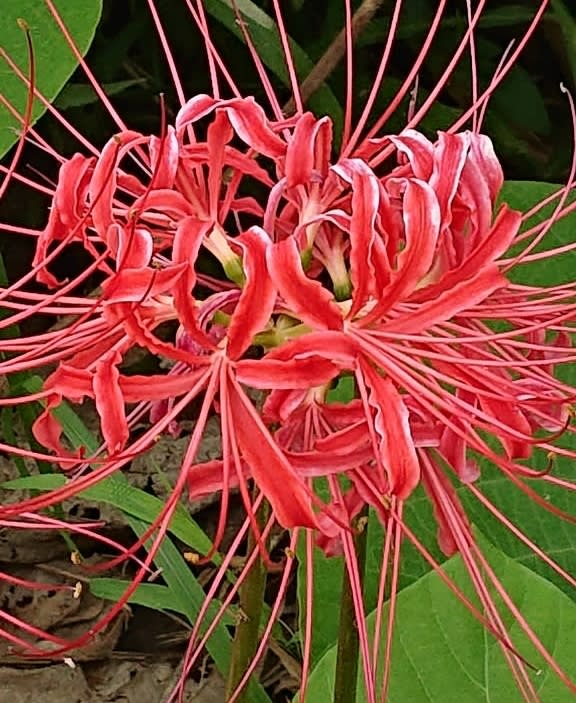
[
  {"x1": 478, "y1": 396, "x2": 532, "y2": 460},
  {"x1": 89, "y1": 130, "x2": 142, "y2": 241},
  {"x1": 284, "y1": 445, "x2": 374, "y2": 474},
  {"x1": 370, "y1": 178, "x2": 440, "y2": 321},
  {"x1": 469, "y1": 132, "x2": 503, "y2": 201},
  {"x1": 430, "y1": 132, "x2": 470, "y2": 228},
  {"x1": 265, "y1": 330, "x2": 357, "y2": 366},
  {"x1": 227, "y1": 227, "x2": 276, "y2": 360},
  {"x1": 236, "y1": 356, "x2": 340, "y2": 389},
  {"x1": 175, "y1": 94, "x2": 219, "y2": 128},
  {"x1": 285, "y1": 113, "x2": 332, "y2": 187},
  {"x1": 387, "y1": 130, "x2": 434, "y2": 179},
  {"x1": 149, "y1": 125, "x2": 179, "y2": 190},
  {"x1": 417, "y1": 205, "x2": 520, "y2": 302},
  {"x1": 45, "y1": 364, "x2": 93, "y2": 401},
  {"x1": 224, "y1": 98, "x2": 286, "y2": 158},
  {"x1": 176, "y1": 95, "x2": 285, "y2": 158},
  {"x1": 262, "y1": 389, "x2": 308, "y2": 424},
  {"x1": 314, "y1": 420, "x2": 370, "y2": 454},
  {"x1": 382, "y1": 265, "x2": 507, "y2": 334},
  {"x1": 102, "y1": 262, "x2": 188, "y2": 303},
  {"x1": 187, "y1": 459, "x2": 250, "y2": 500},
  {"x1": 119, "y1": 367, "x2": 209, "y2": 403},
  {"x1": 348, "y1": 165, "x2": 380, "y2": 317},
  {"x1": 361, "y1": 360, "x2": 420, "y2": 500},
  {"x1": 32, "y1": 396, "x2": 68, "y2": 459},
  {"x1": 131, "y1": 189, "x2": 195, "y2": 219},
  {"x1": 92, "y1": 351, "x2": 129, "y2": 454},
  {"x1": 207, "y1": 111, "x2": 233, "y2": 219},
  {"x1": 108, "y1": 305, "x2": 199, "y2": 365},
  {"x1": 172, "y1": 217, "x2": 215, "y2": 349},
  {"x1": 108, "y1": 224, "x2": 153, "y2": 269},
  {"x1": 267, "y1": 237, "x2": 343, "y2": 331},
  {"x1": 228, "y1": 377, "x2": 318, "y2": 529}
]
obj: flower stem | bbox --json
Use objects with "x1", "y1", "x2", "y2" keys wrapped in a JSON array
[
  {"x1": 225, "y1": 498, "x2": 269, "y2": 701},
  {"x1": 333, "y1": 507, "x2": 369, "y2": 703}
]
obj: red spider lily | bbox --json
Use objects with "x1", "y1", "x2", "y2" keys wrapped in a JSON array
[{"x1": 1, "y1": 1, "x2": 576, "y2": 702}]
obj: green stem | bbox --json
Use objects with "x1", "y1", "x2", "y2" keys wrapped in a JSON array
[
  {"x1": 225, "y1": 499, "x2": 269, "y2": 701},
  {"x1": 333, "y1": 507, "x2": 369, "y2": 703}
]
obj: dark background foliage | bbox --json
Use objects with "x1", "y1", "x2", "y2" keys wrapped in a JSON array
[
  {"x1": 1, "y1": 0, "x2": 574, "y2": 302},
  {"x1": 61, "y1": 0, "x2": 575, "y2": 179}
]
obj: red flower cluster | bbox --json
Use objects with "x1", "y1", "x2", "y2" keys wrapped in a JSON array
[
  {"x1": 1, "y1": 1, "x2": 575, "y2": 700},
  {"x1": 10, "y1": 98, "x2": 572, "y2": 552}
]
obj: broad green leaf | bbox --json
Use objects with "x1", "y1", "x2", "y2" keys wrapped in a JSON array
[
  {"x1": 0, "y1": 0, "x2": 102, "y2": 158},
  {"x1": 297, "y1": 535, "x2": 344, "y2": 667},
  {"x1": 326, "y1": 375, "x2": 355, "y2": 404},
  {"x1": 499, "y1": 180, "x2": 576, "y2": 286},
  {"x1": 458, "y1": 462, "x2": 576, "y2": 601},
  {"x1": 297, "y1": 510, "x2": 388, "y2": 668},
  {"x1": 204, "y1": 0, "x2": 343, "y2": 130},
  {"x1": 301, "y1": 538, "x2": 576, "y2": 702}
]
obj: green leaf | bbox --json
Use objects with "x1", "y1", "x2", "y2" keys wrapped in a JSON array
[
  {"x1": 470, "y1": 38, "x2": 550, "y2": 136},
  {"x1": 126, "y1": 515, "x2": 272, "y2": 703},
  {"x1": 301, "y1": 537, "x2": 576, "y2": 702},
  {"x1": 454, "y1": 180, "x2": 576, "y2": 598},
  {"x1": 489, "y1": 62, "x2": 550, "y2": 136},
  {"x1": 2, "y1": 472, "x2": 216, "y2": 559},
  {"x1": 360, "y1": 6, "x2": 539, "y2": 48},
  {"x1": 296, "y1": 510, "x2": 388, "y2": 668},
  {"x1": 499, "y1": 180, "x2": 576, "y2": 286},
  {"x1": 341, "y1": 179, "x2": 576, "y2": 602},
  {"x1": 458, "y1": 462, "x2": 576, "y2": 602},
  {"x1": 4, "y1": 473, "x2": 266, "y2": 698},
  {"x1": 326, "y1": 375, "x2": 355, "y2": 404},
  {"x1": 471, "y1": 168, "x2": 576, "y2": 587},
  {"x1": 14, "y1": 366, "x2": 268, "y2": 699},
  {"x1": 125, "y1": 517, "x2": 232, "y2": 669},
  {"x1": 15, "y1": 376, "x2": 219, "y2": 560},
  {"x1": 55, "y1": 78, "x2": 145, "y2": 109},
  {"x1": 204, "y1": 0, "x2": 343, "y2": 129},
  {"x1": 0, "y1": 0, "x2": 102, "y2": 159},
  {"x1": 89, "y1": 577, "x2": 194, "y2": 616},
  {"x1": 90, "y1": 576, "x2": 234, "y2": 625},
  {"x1": 297, "y1": 535, "x2": 343, "y2": 666}
]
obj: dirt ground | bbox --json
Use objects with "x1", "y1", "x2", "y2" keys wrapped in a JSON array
[
  {"x1": 0, "y1": 424, "x2": 232, "y2": 703},
  {"x1": 0, "y1": 528, "x2": 229, "y2": 702}
]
